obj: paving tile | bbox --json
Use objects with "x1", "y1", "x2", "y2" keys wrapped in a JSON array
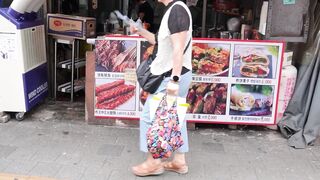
[
  {"x1": 255, "y1": 167, "x2": 285, "y2": 180},
  {"x1": 96, "y1": 144, "x2": 125, "y2": 157},
  {"x1": 54, "y1": 151, "x2": 83, "y2": 165},
  {"x1": 0, "y1": 145, "x2": 17, "y2": 158},
  {"x1": 108, "y1": 169, "x2": 136, "y2": 180},
  {"x1": 0, "y1": 121, "x2": 18, "y2": 135},
  {"x1": 201, "y1": 142, "x2": 225, "y2": 154},
  {"x1": 29, "y1": 147, "x2": 62, "y2": 163},
  {"x1": 229, "y1": 165, "x2": 258, "y2": 180},
  {"x1": 80, "y1": 165, "x2": 111, "y2": 180},
  {"x1": 77, "y1": 152, "x2": 107, "y2": 168},
  {"x1": 28, "y1": 162, "x2": 62, "y2": 178},
  {"x1": 6, "y1": 147, "x2": 38, "y2": 161},
  {"x1": 3, "y1": 160, "x2": 37, "y2": 175},
  {"x1": 0, "y1": 158, "x2": 13, "y2": 171},
  {"x1": 54, "y1": 165, "x2": 86, "y2": 180}
]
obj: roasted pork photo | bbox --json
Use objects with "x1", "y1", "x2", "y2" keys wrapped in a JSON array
[{"x1": 187, "y1": 83, "x2": 227, "y2": 115}]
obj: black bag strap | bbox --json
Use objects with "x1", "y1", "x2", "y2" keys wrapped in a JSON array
[
  {"x1": 183, "y1": 38, "x2": 191, "y2": 54},
  {"x1": 151, "y1": 33, "x2": 158, "y2": 59}
]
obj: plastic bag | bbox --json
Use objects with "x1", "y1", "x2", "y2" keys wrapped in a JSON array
[{"x1": 146, "y1": 94, "x2": 188, "y2": 159}]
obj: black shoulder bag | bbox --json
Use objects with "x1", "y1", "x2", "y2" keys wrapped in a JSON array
[{"x1": 136, "y1": 38, "x2": 191, "y2": 94}]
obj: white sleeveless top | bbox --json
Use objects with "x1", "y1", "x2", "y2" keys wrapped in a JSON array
[{"x1": 150, "y1": 1, "x2": 192, "y2": 75}]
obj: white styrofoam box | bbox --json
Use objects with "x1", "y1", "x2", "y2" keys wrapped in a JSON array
[
  {"x1": 278, "y1": 65, "x2": 297, "y2": 101},
  {"x1": 276, "y1": 99, "x2": 290, "y2": 123},
  {"x1": 276, "y1": 65, "x2": 297, "y2": 123}
]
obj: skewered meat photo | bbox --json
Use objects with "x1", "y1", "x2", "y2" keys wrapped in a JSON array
[
  {"x1": 186, "y1": 83, "x2": 227, "y2": 115},
  {"x1": 95, "y1": 79, "x2": 136, "y2": 110},
  {"x1": 192, "y1": 43, "x2": 230, "y2": 76},
  {"x1": 95, "y1": 40, "x2": 137, "y2": 72}
]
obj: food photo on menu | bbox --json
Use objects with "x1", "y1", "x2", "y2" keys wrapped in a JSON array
[
  {"x1": 232, "y1": 44, "x2": 279, "y2": 79},
  {"x1": 186, "y1": 83, "x2": 227, "y2": 115},
  {"x1": 229, "y1": 84, "x2": 274, "y2": 116},
  {"x1": 192, "y1": 43, "x2": 230, "y2": 76},
  {"x1": 95, "y1": 40, "x2": 137, "y2": 72},
  {"x1": 95, "y1": 79, "x2": 136, "y2": 111}
]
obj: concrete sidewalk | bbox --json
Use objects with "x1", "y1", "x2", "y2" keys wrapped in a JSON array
[{"x1": 0, "y1": 101, "x2": 320, "y2": 180}]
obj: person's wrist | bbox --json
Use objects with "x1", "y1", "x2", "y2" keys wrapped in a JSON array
[{"x1": 170, "y1": 75, "x2": 180, "y2": 83}]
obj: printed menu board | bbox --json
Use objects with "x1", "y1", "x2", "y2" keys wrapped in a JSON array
[
  {"x1": 94, "y1": 36, "x2": 284, "y2": 125},
  {"x1": 94, "y1": 38, "x2": 138, "y2": 118}
]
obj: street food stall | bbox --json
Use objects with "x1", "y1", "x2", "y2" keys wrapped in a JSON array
[
  {"x1": 83, "y1": 0, "x2": 311, "y2": 126},
  {"x1": 1, "y1": 0, "x2": 310, "y2": 126},
  {"x1": 85, "y1": 35, "x2": 284, "y2": 125}
]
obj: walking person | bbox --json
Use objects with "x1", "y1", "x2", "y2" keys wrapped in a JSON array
[{"x1": 130, "y1": 0, "x2": 192, "y2": 176}]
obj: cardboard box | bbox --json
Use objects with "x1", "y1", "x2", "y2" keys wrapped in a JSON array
[{"x1": 47, "y1": 13, "x2": 96, "y2": 40}]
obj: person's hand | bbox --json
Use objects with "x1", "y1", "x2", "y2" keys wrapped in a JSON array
[
  {"x1": 166, "y1": 80, "x2": 179, "y2": 96},
  {"x1": 130, "y1": 24, "x2": 139, "y2": 34}
]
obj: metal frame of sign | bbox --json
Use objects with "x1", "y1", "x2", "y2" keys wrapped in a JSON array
[{"x1": 93, "y1": 36, "x2": 284, "y2": 125}]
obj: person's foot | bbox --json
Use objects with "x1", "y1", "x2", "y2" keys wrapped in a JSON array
[
  {"x1": 162, "y1": 161, "x2": 188, "y2": 174},
  {"x1": 132, "y1": 161, "x2": 164, "y2": 177}
]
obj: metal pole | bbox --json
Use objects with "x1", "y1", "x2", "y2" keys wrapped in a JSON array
[
  {"x1": 57, "y1": 0, "x2": 61, "y2": 13},
  {"x1": 54, "y1": 40, "x2": 57, "y2": 100},
  {"x1": 76, "y1": 40, "x2": 79, "y2": 80},
  {"x1": 201, "y1": 0, "x2": 207, "y2": 37},
  {"x1": 71, "y1": 40, "x2": 75, "y2": 102}
]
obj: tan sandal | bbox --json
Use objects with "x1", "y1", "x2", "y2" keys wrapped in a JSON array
[
  {"x1": 162, "y1": 161, "x2": 188, "y2": 174},
  {"x1": 132, "y1": 162, "x2": 164, "y2": 177}
]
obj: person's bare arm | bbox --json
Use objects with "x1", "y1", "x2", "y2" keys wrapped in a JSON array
[
  {"x1": 170, "y1": 31, "x2": 188, "y2": 77},
  {"x1": 166, "y1": 31, "x2": 188, "y2": 96}
]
